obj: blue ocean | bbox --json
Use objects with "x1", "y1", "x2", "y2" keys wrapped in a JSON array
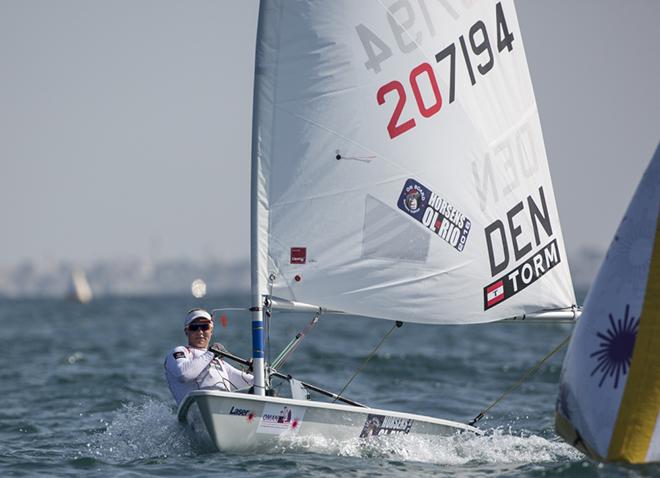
[{"x1": 2, "y1": 294, "x2": 657, "y2": 477}]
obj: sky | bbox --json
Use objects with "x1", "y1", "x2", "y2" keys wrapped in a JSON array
[{"x1": 1, "y1": 0, "x2": 659, "y2": 269}]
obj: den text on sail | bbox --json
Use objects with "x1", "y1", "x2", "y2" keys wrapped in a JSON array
[{"x1": 483, "y1": 186, "x2": 561, "y2": 310}]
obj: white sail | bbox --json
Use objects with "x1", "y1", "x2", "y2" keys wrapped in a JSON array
[
  {"x1": 556, "y1": 146, "x2": 660, "y2": 463},
  {"x1": 68, "y1": 269, "x2": 93, "y2": 304},
  {"x1": 252, "y1": 0, "x2": 575, "y2": 324}
]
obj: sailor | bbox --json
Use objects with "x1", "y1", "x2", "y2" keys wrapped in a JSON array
[{"x1": 164, "y1": 308, "x2": 254, "y2": 405}]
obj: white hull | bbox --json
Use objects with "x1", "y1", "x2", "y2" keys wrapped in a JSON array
[{"x1": 178, "y1": 390, "x2": 479, "y2": 452}]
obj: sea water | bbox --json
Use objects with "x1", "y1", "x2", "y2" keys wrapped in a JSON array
[{"x1": 1, "y1": 295, "x2": 657, "y2": 477}]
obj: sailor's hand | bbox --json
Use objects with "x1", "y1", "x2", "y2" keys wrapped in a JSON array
[
  {"x1": 209, "y1": 342, "x2": 226, "y2": 354},
  {"x1": 246, "y1": 359, "x2": 253, "y2": 373}
]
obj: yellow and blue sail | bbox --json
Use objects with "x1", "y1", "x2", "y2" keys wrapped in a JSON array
[{"x1": 556, "y1": 144, "x2": 660, "y2": 463}]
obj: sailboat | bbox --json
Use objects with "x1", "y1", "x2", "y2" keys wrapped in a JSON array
[
  {"x1": 68, "y1": 268, "x2": 93, "y2": 304},
  {"x1": 178, "y1": 0, "x2": 578, "y2": 451},
  {"x1": 556, "y1": 146, "x2": 660, "y2": 463}
]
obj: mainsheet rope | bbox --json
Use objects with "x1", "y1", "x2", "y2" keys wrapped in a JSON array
[
  {"x1": 468, "y1": 334, "x2": 572, "y2": 426},
  {"x1": 332, "y1": 320, "x2": 403, "y2": 403}
]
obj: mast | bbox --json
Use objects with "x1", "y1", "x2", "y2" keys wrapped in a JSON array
[
  {"x1": 250, "y1": 139, "x2": 266, "y2": 397},
  {"x1": 249, "y1": 1, "x2": 273, "y2": 397}
]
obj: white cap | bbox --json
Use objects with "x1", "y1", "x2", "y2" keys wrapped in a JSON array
[{"x1": 184, "y1": 308, "x2": 213, "y2": 327}]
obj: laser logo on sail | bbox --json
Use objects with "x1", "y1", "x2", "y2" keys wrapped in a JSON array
[
  {"x1": 397, "y1": 178, "x2": 471, "y2": 252},
  {"x1": 590, "y1": 304, "x2": 638, "y2": 389}
]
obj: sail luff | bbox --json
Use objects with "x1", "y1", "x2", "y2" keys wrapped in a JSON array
[
  {"x1": 250, "y1": 0, "x2": 285, "y2": 395},
  {"x1": 251, "y1": 0, "x2": 281, "y2": 299}
]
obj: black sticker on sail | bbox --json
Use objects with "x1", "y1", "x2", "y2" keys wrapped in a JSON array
[
  {"x1": 483, "y1": 239, "x2": 562, "y2": 310},
  {"x1": 397, "y1": 178, "x2": 471, "y2": 252}
]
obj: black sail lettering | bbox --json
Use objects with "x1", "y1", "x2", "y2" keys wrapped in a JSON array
[
  {"x1": 528, "y1": 186, "x2": 553, "y2": 246},
  {"x1": 485, "y1": 220, "x2": 509, "y2": 276},
  {"x1": 507, "y1": 200, "x2": 531, "y2": 261}
]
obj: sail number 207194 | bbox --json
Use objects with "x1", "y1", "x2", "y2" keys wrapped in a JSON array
[{"x1": 358, "y1": 2, "x2": 515, "y2": 139}]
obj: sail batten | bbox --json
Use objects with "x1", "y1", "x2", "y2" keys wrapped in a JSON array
[{"x1": 252, "y1": 0, "x2": 575, "y2": 325}]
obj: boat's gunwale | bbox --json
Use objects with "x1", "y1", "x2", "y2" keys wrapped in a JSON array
[{"x1": 178, "y1": 389, "x2": 481, "y2": 434}]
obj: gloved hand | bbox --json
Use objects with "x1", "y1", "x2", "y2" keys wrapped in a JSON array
[
  {"x1": 246, "y1": 358, "x2": 253, "y2": 373},
  {"x1": 209, "y1": 342, "x2": 227, "y2": 354}
]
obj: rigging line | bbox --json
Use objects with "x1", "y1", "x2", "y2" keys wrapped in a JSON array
[
  {"x1": 265, "y1": 277, "x2": 275, "y2": 385},
  {"x1": 265, "y1": 307, "x2": 271, "y2": 373},
  {"x1": 272, "y1": 312, "x2": 320, "y2": 370},
  {"x1": 468, "y1": 333, "x2": 572, "y2": 427},
  {"x1": 333, "y1": 320, "x2": 403, "y2": 403}
]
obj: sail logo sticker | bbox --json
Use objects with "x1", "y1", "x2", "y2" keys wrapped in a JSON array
[
  {"x1": 483, "y1": 239, "x2": 561, "y2": 310},
  {"x1": 485, "y1": 280, "x2": 505, "y2": 308},
  {"x1": 590, "y1": 304, "x2": 639, "y2": 389},
  {"x1": 256, "y1": 404, "x2": 305, "y2": 435},
  {"x1": 360, "y1": 414, "x2": 413, "y2": 438},
  {"x1": 290, "y1": 247, "x2": 307, "y2": 264},
  {"x1": 397, "y1": 179, "x2": 471, "y2": 252},
  {"x1": 402, "y1": 183, "x2": 425, "y2": 214}
]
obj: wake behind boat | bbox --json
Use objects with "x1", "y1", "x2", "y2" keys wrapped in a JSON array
[{"x1": 178, "y1": 0, "x2": 579, "y2": 452}]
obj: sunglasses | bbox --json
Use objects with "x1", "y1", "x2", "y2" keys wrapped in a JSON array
[{"x1": 188, "y1": 323, "x2": 211, "y2": 332}]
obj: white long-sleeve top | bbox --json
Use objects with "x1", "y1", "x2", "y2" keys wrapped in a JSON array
[{"x1": 164, "y1": 346, "x2": 254, "y2": 405}]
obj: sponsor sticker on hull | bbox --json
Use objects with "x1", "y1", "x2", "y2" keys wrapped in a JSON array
[
  {"x1": 256, "y1": 404, "x2": 306, "y2": 435},
  {"x1": 229, "y1": 405, "x2": 255, "y2": 423},
  {"x1": 397, "y1": 178, "x2": 471, "y2": 252},
  {"x1": 359, "y1": 414, "x2": 414, "y2": 438}
]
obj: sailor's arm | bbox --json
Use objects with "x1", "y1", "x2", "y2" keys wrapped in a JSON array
[
  {"x1": 225, "y1": 361, "x2": 254, "y2": 389},
  {"x1": 165, "y1": 347, "x2": 214, "y2": 382}
]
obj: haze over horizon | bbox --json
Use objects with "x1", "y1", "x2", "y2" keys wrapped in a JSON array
[{"x1": 2, "y1": 0, "x2": 659, "y2": 270}]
